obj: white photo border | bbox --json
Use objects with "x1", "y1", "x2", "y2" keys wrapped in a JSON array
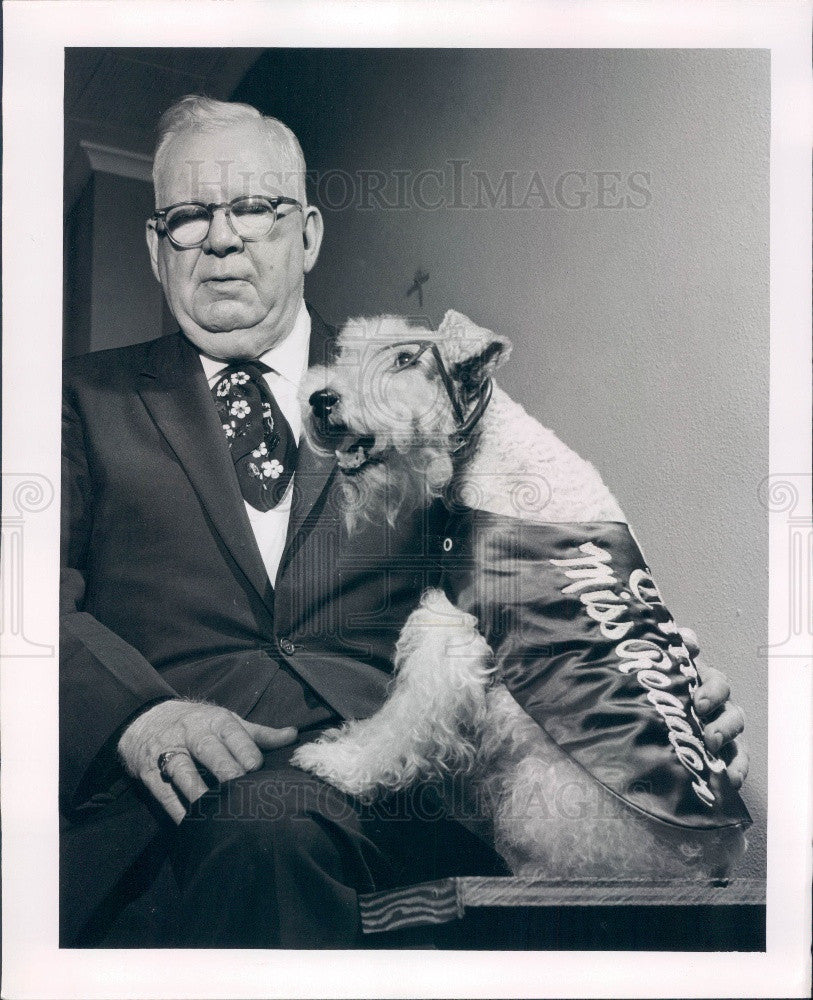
[{"x1": 2, "y1": 1, "x2": 811, "y2": 997}]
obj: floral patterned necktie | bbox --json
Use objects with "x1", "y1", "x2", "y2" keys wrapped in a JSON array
[{"x1": 211, "y1": 361, "x2": 297, "y2": 511}]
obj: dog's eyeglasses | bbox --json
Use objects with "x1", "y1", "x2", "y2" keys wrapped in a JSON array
[{"x1": 380, "y1": 339, "x2": 493, "y2": 446}]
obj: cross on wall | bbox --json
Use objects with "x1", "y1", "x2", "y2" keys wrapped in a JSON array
[{"x1": 406, "y1": 268, "x2": 429, "y2": 308}]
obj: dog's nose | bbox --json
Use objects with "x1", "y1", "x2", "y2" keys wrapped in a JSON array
[{"x1": 309, "y1": 389, "x2": 339, "y2": 419}]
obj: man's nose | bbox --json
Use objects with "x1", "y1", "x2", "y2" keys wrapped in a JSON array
[
  {"x1": 309, "y1": 389, "x2": 339, "y2": 420},
  {"x1": 202, "y1": 207, "x2": 243, "y2": 255}
]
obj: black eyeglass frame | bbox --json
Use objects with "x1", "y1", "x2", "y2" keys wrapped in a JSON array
[{"x1": 149, "y1": 195, "x2": 303, "y2": 249}]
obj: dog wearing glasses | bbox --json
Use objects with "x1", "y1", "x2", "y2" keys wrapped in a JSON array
[{"x1": 292, "y1": 310, "x2": 750, "y2": 877}]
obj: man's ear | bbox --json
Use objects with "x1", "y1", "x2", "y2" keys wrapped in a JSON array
[
  {"x1": 146, "y1": 221, "x2": 161, "y2": 283},
  {"x1": 302, "y1": 206, "x2": 324, "y2": 274}
]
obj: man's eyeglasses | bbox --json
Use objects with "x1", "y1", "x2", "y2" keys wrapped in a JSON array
[{"x1": 149, "y1": 195, "x2": 302, "y2": 249}]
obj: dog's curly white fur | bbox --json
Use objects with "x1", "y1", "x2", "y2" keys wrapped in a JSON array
[
  {"x1": 293, "y1": 588, "x2": 494, "y2": 797},
  {"x1": 292, "y1": 310, "x2": 745, "y2": 878}
]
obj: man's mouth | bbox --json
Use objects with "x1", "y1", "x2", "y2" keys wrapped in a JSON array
[
  {"x1": 200, "y1": 278, "x2": 253, "y2": 300},
  {"x1": 203, "y1": 276, "x2": 250, "y2": 286}
]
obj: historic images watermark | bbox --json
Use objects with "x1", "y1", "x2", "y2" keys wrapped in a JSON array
[
  {"x1": 311, "y1": 163, "x2": 654, "y2": 213},
  {"x1": 179, "y1": 157, "x2": 654, "y2": 213},
  {"x1": 1, "y1": 473, "x2": 55, "y2": 657},
  {"x1": 195, "y1": 766, "x2": 645, "y2": 828},
  {"x1": 759, "y1": 473, "x2": 813, "y2": 658}
]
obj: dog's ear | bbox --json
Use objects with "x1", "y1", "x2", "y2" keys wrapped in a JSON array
[
  {"x1": 437, "y1": 310, "x2": 512, "y2": 398},
  {"x1": 450, "y1": 341, "x2": 507, "y2": 399}
]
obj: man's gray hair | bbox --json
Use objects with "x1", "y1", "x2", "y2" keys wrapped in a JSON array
[{"x1": 153, "y1": 95, "x2": 308, "y2": 206}]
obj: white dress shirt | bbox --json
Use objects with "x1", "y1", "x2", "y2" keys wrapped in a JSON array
[{"x1": 199, "y1": 299, "x2": 311, "y2": 585}]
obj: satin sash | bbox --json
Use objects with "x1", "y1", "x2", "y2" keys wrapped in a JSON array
[{"x1": 440, "y1": 509, "x2": 752, "y2": 831}]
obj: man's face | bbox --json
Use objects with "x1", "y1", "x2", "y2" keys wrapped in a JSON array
[{"x1": 147, "y1": 122, "x2": 323, "y2": 359}]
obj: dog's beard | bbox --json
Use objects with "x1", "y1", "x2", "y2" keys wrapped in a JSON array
[
  {"x1": 336, "y1": 442, "x2": 455, "y2": 534},
  {"x1": 304, "y1": 416, "x2": 454, "y2": 534},
  {"x1": 302, "y1": 388, "x2": 458, "y2": 533}
]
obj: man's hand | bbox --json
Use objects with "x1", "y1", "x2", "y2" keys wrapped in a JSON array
[
  {"x1": 118, "y1": 700, "x2": 297, "y2": 823},
  {"x1": 679, "y1": 627, "x2": 749, "y2": 790}
]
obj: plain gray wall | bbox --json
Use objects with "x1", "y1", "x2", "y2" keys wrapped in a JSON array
[{"x1": 290, "y1": 49, "x2": 769, "y2": 877}]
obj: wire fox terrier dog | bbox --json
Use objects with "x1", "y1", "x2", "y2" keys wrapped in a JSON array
[{"x1": 292, "y1": 310, "x2": 750, "y2": 878}]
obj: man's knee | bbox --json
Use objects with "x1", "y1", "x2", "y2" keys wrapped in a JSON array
[
  {"x1": 171, "y1": 765, "x2": 360, "y2": 883},
  {"x1": 167, "y1": 766, "x2": 370, "y2": 947}
]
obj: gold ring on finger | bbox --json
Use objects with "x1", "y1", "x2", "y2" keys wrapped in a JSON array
[{"x1": 157, "y1": 748, "x2": 190, "y2": 782}]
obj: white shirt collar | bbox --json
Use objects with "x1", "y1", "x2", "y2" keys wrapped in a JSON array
[{"x1": 199, "y1": 299, "x2": 311, "y2": 386}]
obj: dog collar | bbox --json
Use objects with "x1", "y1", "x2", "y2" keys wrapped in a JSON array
[{"x1": 450, "y1": 378, "x2": 493, "y2": 453}]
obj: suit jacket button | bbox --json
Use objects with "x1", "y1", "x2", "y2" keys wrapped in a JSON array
[{"x1": 279, "y1": 637, "x2": 296, "y2": 655}]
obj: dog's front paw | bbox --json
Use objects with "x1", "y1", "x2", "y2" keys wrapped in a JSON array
[
  {"x1": 291, "y1": 733, "x2": 342, "y2": 781},
  {"x1": 291, "y1": 728, "x2": 386, "y2": 797}
]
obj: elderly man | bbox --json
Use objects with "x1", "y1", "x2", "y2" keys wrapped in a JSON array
[{"x1": 60, "y1": 95, "x2": 747, "y2": 948}]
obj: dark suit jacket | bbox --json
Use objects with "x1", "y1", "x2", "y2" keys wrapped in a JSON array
[{"x1": 60, "y1": 308, "x2": 449, "y2": 943}]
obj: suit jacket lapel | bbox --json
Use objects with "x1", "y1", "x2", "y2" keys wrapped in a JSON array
[
  {"x1": 278, "y1": 306, "x2": 339, "y2": 574},
  {"x1": 136, "y1": 333, "x2": 273, "y2": 607}
]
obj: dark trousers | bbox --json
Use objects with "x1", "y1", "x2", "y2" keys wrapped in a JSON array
[
  {"x1": 69, "y1": 666, "x2": 505, "y2": 948},
  {"x1": 165, "y1": 738, "x2": 505, "y2": 948}
]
